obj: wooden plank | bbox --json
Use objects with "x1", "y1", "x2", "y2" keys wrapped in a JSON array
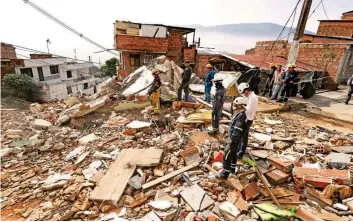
[
  {"x1": 195, "y1": 98, "x2": 232, "y2": 117},
  {"x1": 90, "y1": 149, "x2": 163, "y2": 203},
  {"x1": 142, "y1": 162, "x2": 200, "y2": 190}
]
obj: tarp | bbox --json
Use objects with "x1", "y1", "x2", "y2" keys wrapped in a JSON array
[{"x1": 189, "y1": 71, "x2": 242, "y2": 96}]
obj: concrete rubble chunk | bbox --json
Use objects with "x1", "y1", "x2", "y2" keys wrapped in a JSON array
[
  {"x1": 148, "y1": 200, "x2": 173, "y2": 211},
  {"x1": 219, "y1": 201, "x2": 240, "y2": 220},
  {"x1": 78, "y1": 133, "x2": 100, "y2": 145},
  {"x1": 34, "y1": 119, "x2": 52, "y2": 128}
]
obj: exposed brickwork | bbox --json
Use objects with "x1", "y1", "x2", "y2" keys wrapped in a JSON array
[
  {"x1": 302, "y1": 34, "x2": 353, "y2": 43},
  {"x1": 1, "y1": 43, "x2": 16, "y2": 59},
  {"x1": 167, "y1": 30, "x2": 183, "y2": 52},
  {"x1": 183, "y1": 45, "x2": 197, "y2": 63},
  {"x1": 342, "y1": 12, "x2": 353, "y2": 20},
  {"x1": 116, "y1": 35, "x2": 169, "y2": 52},
  {"x1": 29, "y1": 54, "x2": 53, "y2": 59},
  {"x1": 254, "y1": 40, "x2": 289, "y2": 57},
  {"x1": 195, "y1": 55, "x2": 213, "y2": 78},
  {"x1": 245, "y1": 48, "x2": 255, "y2": 55},
  {"x1": 317, "y1": 21, "x2": 353, "y2": 38},
  {"x1": 1, "y1": 59, "x2": 24, "y2": 79}
]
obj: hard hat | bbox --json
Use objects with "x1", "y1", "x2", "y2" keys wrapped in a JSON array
[
  {"x1": 152, "y1": 69, "x2": 161, "y2": 75},
  {"x1": 233, "y1": 97, "x2": 248, "y2": 106},
  {"x1": 276, "y1": 63, "x2": 283, "y2": 67},
  {"x1": 184, "y1": 60, "x2": 190, "y2": 64},
  {"x1": 269, "y1": 63, "x2": 276, "y2": 68},
  {"x1": 238, "y1": 82, "x2": 250, "y2": 94},
  {"x1": 212, "y1": 77, "x2": 223, "y2": 83},
  {"x1": 206, "y1": 64, "x2": 212, "y2": 68},
  {"x1": 288, "y1": 63, "x2": 296, "y2": 68}
]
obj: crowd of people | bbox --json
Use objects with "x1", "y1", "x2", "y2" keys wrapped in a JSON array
[{"x1": 146, "y1": 60, "x2": 352, "y2": 178}]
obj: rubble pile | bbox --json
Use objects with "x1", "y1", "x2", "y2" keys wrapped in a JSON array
[{"x1": 1, "y1": 57, "x2": 353, "y2": 221}]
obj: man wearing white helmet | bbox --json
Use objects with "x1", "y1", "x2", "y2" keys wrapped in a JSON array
[
  {"x1": 208, "y1": 77, "x2": 226, "y2": 135},
  {"x1": 216, "y1": 97, "x2": 248, "y2": 179},
  {"x1": 236, "y1": 82, "x2": 258, "y2": 158}
]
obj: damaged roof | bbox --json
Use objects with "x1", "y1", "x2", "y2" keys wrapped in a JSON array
[
  {"x1": 115, "y1": 20, "x2": 195, "y2": 34},
  {"x1": 223, "y1": 54, "x2": 318, "y2": 71}
]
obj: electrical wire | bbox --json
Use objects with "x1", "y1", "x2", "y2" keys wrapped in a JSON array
[
  {"x1": 258, "y1": 0, "x2": 302, "y2": 67},
  {"x1": 308, "y1": 0, "x2": 323, "y2": 18},
  {"x1": 321, "y1": 0, "x2": 329, "y2": 20},
  {"x1": 287, "y1": 5, "x2": 297, "y2": 42},
  {"x1": 23, "y1": 0, "x2": 119, "y2": 57}
]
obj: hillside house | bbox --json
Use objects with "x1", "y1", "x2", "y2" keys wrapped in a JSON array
[{"x1": 114, "y1": 21, "x2": 196, "y2": 78}]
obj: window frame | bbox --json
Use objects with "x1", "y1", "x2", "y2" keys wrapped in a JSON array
[
  {"x1": 83, "y1": 83, "x2": 89, "y2": 89},
  {"x1": 20, "y1": 68, "x2": 33, "y2": 77},
  {"x1": 50, "y1": 65, "x2": 59, "y2": 74},
  {"x1": 129, "y1": 54, "x2": 140, "y2": 67},
  {"x1": 66, "y1": 70, "x2": 72, "y2": 78}
]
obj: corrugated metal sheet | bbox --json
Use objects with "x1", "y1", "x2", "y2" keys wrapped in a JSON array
[{"x1": 223, "y1": 54, "x2": 318, "y2": 71}]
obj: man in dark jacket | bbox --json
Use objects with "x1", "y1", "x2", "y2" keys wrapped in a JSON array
[
  {"x1": 262, "y1": 63, "x2": 276, "y2": 97},
  {"x1": 345, "y1": 74, "x2": 353, "y2": 105},
  {"x1": 277, "y1": 64, "x2": 298, "y2": 103},
  {"x1": 208, "y1": 77, "x2": 226, "y2": 135},
  {"x1": 216, "y1": 97, "x2": 248, "y2": 179},
  {"x1": 148, "y1": 69, "x2": 162, "y2": 114},
  {"x1": 178, "y1": 60, "x2": 192, "y2": 101}
]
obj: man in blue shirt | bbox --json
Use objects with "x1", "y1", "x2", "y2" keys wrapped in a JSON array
[{"x1": 204, "y1": 64, "x2": 215, "y2": 102}]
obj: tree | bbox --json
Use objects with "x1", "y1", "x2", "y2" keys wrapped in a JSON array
[
  {"x1": 100, "y1": 57, "x2": 119, "y2": 76},
  {"x1": 3, "y1": 73, "x2": 38, "y2": 100}
]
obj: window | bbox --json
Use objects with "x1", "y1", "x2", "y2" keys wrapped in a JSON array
[
  {"x1": 67, "y1": 87, "x2": 72, "y2": 94},
  {"x1": 20, "y1": 68, "x2": 33, "y2": 77},
  {"x1": 129, "y1": 54, "x2": 140, "y2": 67},
  {"x1": 66, "y1": 70, "x2": 72, "y2": 78},
  {"x1": 143, "y1": 55, "x2": 153, "y2": 64},
  {"x1": 50, "y1": 65, "x2": 59, "y2": 74},
  {"x1": 83, "y1": 83, "x2": 89, "y2": 89}
]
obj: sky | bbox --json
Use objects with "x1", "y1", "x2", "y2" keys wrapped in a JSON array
[{"x1": 1, "y1": 0, "x2": 352, "y2": 65}]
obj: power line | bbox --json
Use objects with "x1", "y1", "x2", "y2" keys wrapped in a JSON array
[
  {"x1": 287, "y1": 5, "x2": 298, "y2": 42},
  {"x1": 321, "y1": 0, "x2": 329, "y2": 20},
  {"x1": 308, "y1": 0, "x2": 323, "y2": 18},
  {"x1": 8, "y1": 43, "x2": 102, "y2": 66},
  {"x1": 258, "y1": 0, "x2": 302, "y2": 67},
  {"x1": 23, "y1": 0, "x2": 119, "y2": 57}
]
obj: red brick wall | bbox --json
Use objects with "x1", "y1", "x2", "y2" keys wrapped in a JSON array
[
  {"x1": 342, "y1": 13, "x2": 353, "y2": 20},
  {"x1": 254, "y1": 40, "x2": 289, "y2": 57},
  {"x1": 183, "y1": 45, "x2": 197, "y2": 63},
  {"x1": 297, "y1": 44, "x2": 347, "y2": 88},
  {"x1": 1, "y1": 43, "x2": 16, "y2": 59},
  {"x1": 302, "y1": 34, "x2": 353, "y2": 43},
  {"x1": 1, "y1": 59, "x2": 24, "y2": 79},
  {"x1": 167, "y1": 30, "x2": 183, "y2": 52},
  {"x1": 116, "y1": 35, "x2": 169, "y2": 52},
  {"x1": 30, "y1": 54, "x2": 53, "y2": 59},
  {"x1": 317, "y1": 21, "x2": 353, "y2": 38},
  {"x1": 245, "y1": 48, "x2": 255, "y2": 55}
]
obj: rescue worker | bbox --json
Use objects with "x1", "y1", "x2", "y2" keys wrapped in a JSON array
[
  {"x1": 262, "y1": 63, "x2": 276, "y2": 97},
  {"x1": 208, "y1": 77, "x2": 226, "y2": 135},
  {"x1": 204, "y1": 64, "x2": 215, "y2": 102},
  {"x1": 277, "y1": 64, "x2": 298, "y2": 103},
  {"x1": 237, "y1": 82, "x2": 258, "y2": 158},
  {"x1": 345, "y1": 74, "x2": 353, "y2": 104},
  {"x1": 148, "y1": 69, "x2": 162, "y2": 114},
  {"x1": 177, "y1": 60, "x2": 192, "y2": 101},
  {"x1": 216, "y1": 97, "x2": 248, "y2": 179},
  {"x1": 271, "y1": 64, "x2": 285, "y2": 100}
]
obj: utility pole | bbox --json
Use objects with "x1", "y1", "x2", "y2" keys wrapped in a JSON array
[
  {"x1": 287, "y1": 0, "x2": 312, "y2": 66},
  {"x1": 88, "y1": 56, "x2": 91, "y2": 62},
  {"x1": 46, "y1": 39, "x2": 51, "y2": 54},
  {"x1": 73, "y1": 49, "x2": 77, "y2": 62}
]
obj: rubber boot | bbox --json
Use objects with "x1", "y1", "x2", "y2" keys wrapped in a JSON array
[{"x1": 216, "y1": 170, "x2": 230, "y2": 180}]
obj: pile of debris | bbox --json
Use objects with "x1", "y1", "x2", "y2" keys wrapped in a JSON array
[{"x1": 1, "y1": 56, "x2": 353, "y2": 221}]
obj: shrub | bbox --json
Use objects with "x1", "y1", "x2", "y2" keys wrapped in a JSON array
[{"x1": 3, "y1": 73, "x2": 38, "y2": 100}]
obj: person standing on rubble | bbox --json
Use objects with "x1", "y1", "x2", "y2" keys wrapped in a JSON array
[
  {"x1": 204, "y1": 64, "x2": 215, "y2": 102},
  {"x1": 177, "y1": 60, "x2": 192, "y2": 101},
  {"x1": 277, "y1": 64, "x2": 298, "y2": 103},
  {"x1": 208, "y1": 77, "x2": 226, "y2": 135},
  {"x1": 216, "y1": 97, "x2": 248, "y2": 179},
  {"x1": 236, "y1": 82, "x2": 258, "y2": 158},
  {"x1": 271, "y1": 64, "x2": 285, "y2": 100},
  {"x1": 148, "y1": 69, "x2": 162, "y2": 114},
  {"x1": 345, "y1": 74, "x2": 353, "y2": 104},
  {"x1": 262, "y1": 63, "x2": 276, "y2": 97}
]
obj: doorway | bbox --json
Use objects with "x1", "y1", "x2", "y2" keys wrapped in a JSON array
[{"x1": 37, "y1": 67, "x2": 44, "y2": 81}]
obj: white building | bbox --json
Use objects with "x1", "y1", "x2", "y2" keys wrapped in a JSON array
[{"x1": 15, "y1": 55, "x2": 98, "y2": 101}]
